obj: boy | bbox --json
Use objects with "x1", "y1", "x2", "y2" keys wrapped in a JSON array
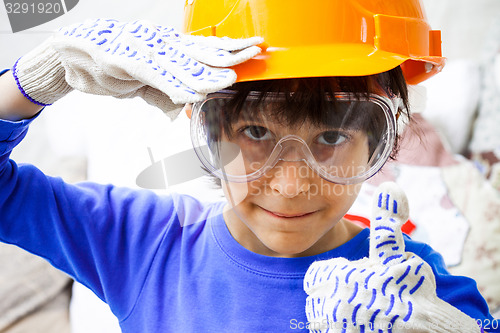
[{"x1": 0, "y1": 0, "x2": 497, "y2": 332}]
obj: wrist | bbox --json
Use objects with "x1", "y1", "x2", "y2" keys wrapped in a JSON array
[
  {"x1": 0, "y1": 70, "x2": 43, "y2": 121},
  {"x1": 12, "y1": 37, "x2": 72, "y2": 106}
]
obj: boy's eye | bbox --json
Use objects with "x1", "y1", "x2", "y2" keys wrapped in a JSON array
[
  {"x1": 243, "y1": 126, "x2": 272, "y2": 141},
  {"x1": 317, "y1": 131, "x2": 347, "y2": 146}
]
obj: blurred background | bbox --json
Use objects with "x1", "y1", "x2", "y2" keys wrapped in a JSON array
[{"x1": 0, "y1": 0, "x2": 499, "y2": 332}]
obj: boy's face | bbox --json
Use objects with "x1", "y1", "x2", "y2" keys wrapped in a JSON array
[
  {"x1": 190, "y1": 78, "x2": 398, "y2": 257},
  {"x1": 221, "y1": 119, "x2": 364, "y2": 258}
]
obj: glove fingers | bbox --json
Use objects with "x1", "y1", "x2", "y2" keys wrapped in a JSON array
[
  {"x1": 136, "y1": 68, "x2": 207, "y2": 104},
  {"x1": 62, "y1": 49, "x2": 207, "y2": 106},
  {"x1": 57, "y1": 17, "x2": 252, "y2": 92},
  {"x1": 180, "y1": 43, "x2": 262, "y2": 68},
  {"x1": 110, "y1": 23, "x2": 241, "y2": 93},
  {"x1": 50, "y1": 18, "x2": 256, "y2": 114},
  {"x1": 155, "y1": 25, "x2": 263, "y2": 66},
  {"x1": 153, "y1": 50, "x2": 238, "y2": 94},
  {"x1": 57, "y1": 38, "x2": 235, "y2": 99},
  {"x1": 191, "y1": 45, "x2": 262, "y2": 68},
  {"x1": 183, "y1": 35, "x2": 264, "y2": 52},
  {"x1": 369, "y1": 182, "x2": 409, "y2": 266}
]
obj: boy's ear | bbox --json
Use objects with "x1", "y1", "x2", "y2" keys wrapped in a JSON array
[{"x1": 184, "y1": 104, "x2": 193, "y2": 119}]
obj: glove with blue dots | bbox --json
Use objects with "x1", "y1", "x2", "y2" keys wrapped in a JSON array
[
  {"x1": 11, "y1": 18, "x2": 263, "y2": 118},
  {"x1": 304, "y1": 182, "x2": 481, "y2": 333}
]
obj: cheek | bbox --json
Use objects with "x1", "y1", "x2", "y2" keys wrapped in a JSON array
[
  {"x1": 315, "y1": 182, "x2": 362, "y2": 212},
  {"x1": 222, "y1": 180, "x2": 254, "y2": 209}
]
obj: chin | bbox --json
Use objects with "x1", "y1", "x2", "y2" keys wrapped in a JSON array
[{"x1": 262, "y1": 238, "x2": 317, "y2": 258}]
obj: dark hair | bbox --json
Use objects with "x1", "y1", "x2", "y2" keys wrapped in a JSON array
[{"x1": 202, "y1": 66, "x2": 410, "y2": 187}]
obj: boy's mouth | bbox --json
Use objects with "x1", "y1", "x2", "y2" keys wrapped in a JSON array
[{"x1": 259, "y1": 206, "x2": 317, "y2": 219}]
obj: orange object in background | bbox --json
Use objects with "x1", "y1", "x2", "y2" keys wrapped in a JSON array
[
  {"x1": 344, "y1": 214, "x2": 417, "y2": 236},
  {"x1": 183, "y1": 0, "x2": 445, "y2": 85}
]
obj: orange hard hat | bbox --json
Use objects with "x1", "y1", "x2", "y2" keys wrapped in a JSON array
[{"x1": 183, "y1": 0, "x2": 445, "y2": 85}]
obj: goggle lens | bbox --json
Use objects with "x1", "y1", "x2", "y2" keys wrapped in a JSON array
[{"x1": 191, "y1": 92, "x2": 397, "y2": 184}]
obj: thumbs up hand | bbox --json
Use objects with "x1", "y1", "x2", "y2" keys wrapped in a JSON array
[{"x1": 304, "y1": 182, "x2": 480, "y2": 333}]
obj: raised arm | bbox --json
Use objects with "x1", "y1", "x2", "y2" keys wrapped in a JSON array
[{"x1": 0, "y1": 70, "x2": 42, "y2": 121}]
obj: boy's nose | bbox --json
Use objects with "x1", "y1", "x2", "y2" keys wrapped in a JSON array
[
  {"x1": 277, "y1": 143, "x2": 307, "y2": 162},
  {"x1": 268, "y1": 162, "x2": 312, "y2": 198}
]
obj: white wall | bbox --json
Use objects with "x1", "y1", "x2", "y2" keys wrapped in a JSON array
[{"x1": 422, "y1": 0, "x2": 500, "y2": 62}]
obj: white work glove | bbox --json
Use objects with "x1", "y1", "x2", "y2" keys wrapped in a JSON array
[
  {"x1": 304, "y1": 182, "x2": 481, "y2": 333},
  {"x1": 11, "y1": 18, "x2": 263, "y2": 119}
]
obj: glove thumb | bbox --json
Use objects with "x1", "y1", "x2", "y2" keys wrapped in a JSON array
[{"x1": 369, "y1": 182, "x2": 409, "y2": 266}]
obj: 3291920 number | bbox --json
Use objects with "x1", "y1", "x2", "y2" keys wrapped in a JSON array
[
  {"x1": 5, "y1": 2, "x2": 62, "y2": 14},
  {"x1": 477, "y1": 319, "x2": 499, "y2": 330}
]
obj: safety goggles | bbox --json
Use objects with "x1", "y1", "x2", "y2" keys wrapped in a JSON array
[{"x1": 190, "y1": 90, "x2": 400, "y2": 185}]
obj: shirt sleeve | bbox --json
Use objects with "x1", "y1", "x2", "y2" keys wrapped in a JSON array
[{"x1": 0, "y1": 90, "x2": 178, "y2": 320}]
